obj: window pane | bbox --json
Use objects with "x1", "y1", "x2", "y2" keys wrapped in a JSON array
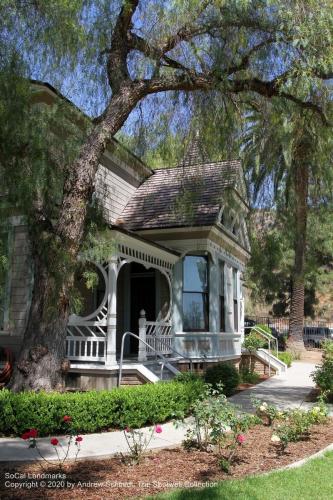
[
  {"x1": 234, "y1": 300, "x2": 238, "y2": 332},
  {"x1": 220, "y1": 296, "x2": 225, "y2": 332},
  {"x1": 220, "y1": 262, "x2": 225, "y2": 295},
  {"x1": 183, "y1": 293, "x2": 208, "y2": 331},
  {"x1": 233, "y1": 268, "x2": 238, "y2": 299},
  {"x1": 183, "y1": 256, "x2": 208, "y2": 292}
]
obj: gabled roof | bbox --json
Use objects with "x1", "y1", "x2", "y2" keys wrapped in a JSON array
[{"x1": 119, "y1": 159, "x2": 244, "y2": 231}]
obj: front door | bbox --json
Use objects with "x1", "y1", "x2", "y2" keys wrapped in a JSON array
[{"x1": 130, "y1": 263, "x2": 156, "y2": 355}]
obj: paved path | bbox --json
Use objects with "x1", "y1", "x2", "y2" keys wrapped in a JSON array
[
  {"x1": 0, "y1": 361, "x2": 321, "y2": 462},
  {"x1": 229, "y1": 361, "x2": 317, "y2": 412}
]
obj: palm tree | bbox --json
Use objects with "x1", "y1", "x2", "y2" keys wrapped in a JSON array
[{"x1": 243, "y1": 100, "x2": 333, "y2": 354}]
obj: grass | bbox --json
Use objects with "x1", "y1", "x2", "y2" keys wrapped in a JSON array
[{"x1": 151, "y1": 451, "x2": 333, "y2": 500}]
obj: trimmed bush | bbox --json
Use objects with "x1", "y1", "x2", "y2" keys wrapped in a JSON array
[
  {"x1": 204, "y1": 362, "x2": 240, "y2": 396},
  {"x1": 0, "y1": 379, "x2": 204, "y2": 437}
]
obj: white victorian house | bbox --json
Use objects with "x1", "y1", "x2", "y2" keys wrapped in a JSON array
[{"x1": 0, "y1": 82, "x2": 251, "y2": 389}]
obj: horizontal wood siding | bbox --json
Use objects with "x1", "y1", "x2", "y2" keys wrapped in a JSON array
[
  {"x1": 95, "y1": 164, "x2": 138, "y2": 225},
  {"x1": 8, "y1": 225, "x2": 31, "y2": 337}
]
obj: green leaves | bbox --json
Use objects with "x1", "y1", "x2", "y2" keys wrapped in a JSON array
[{"x1": 0, "y1": 379, "x2": 204, "y2": 436}]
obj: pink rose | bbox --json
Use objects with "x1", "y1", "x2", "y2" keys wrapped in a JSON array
[
  {"x1": 155, "y1": 425, "x2": 163, "y2": 434},
  {"x1": 63, "y1": 415, "x2": 72, "y2": 423},
  {"x1": 236, "y1": 434, "x2": 246, "y2": 444}
]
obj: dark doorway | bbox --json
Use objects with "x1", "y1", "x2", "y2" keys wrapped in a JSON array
[{"x1": 129, "y1": 263, "x2": 156, "y2": 354}]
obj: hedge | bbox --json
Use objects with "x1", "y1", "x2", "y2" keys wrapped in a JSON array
[{"x1": 0, "y1": 379, "x2": 204, "y2": 437}]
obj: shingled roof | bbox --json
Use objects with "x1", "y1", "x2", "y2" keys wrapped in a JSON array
[{"x1": 118, "y1": 159, "x2": 243, "y2": 231}]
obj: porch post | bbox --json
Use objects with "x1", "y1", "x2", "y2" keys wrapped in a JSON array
[
  {"x1": 239, "y1": 274, "x2": 245, "y2": 341},
  {"x1": 225, "y1": 264, "x2": 234, "y2": 333},
  {"x1": 209, "y1": 254, "x2": 219, "y2": 333},
  {"x1": 138, "y1": 309, "x2": 147, "y2": 362},
  {"x1": 106, "y1": 258, "x2": 117, "y2": 367}
]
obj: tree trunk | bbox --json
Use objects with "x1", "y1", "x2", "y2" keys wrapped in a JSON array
[
  {"x1": 287, "y1": 154, "x2": 309, "y2": 356},
  {"x1": 10, "y1": 84, "x2": 144, "y2": 391},
  {"x1": 9, "y1": 246, "x2": 72, "y2": 391}
]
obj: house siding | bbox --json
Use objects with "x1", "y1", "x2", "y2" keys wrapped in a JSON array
[
  {"x1": 8, "y1": 225, "x2": 31, "y2": 337},
  {"x1": 95, "y1": 164, "x2": 138, "y2": 225}
]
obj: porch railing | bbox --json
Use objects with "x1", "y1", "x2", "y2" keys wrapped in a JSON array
[
  {"x1": 66, "y1": 335, "x2": 106, "y2": 362},
  {"x1": 139, "y1": 310, "x2": 173, "y2": 360}
]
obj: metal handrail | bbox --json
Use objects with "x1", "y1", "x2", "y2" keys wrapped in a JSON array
[
  {"x1": 118, "y1": 331, "x2": 193, "y2": 387},
  {"x1": 152, "y1": 336, "x2": 194, "y2": 373},
  {"x1": 244, "y1": 325, "x2": 279, "y2": 377}
]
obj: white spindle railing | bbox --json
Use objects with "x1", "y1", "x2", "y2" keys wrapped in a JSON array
[
  {"x1": 145, "y1": 321, "x2": 173, "y2": 356},
  {"x1": 66, "y1": 335, "x2": 106, "y2": 362}
]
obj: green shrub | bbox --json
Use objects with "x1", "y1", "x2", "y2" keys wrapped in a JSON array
[
  {"x1": 312, "y1": 359, "x2": 333, "y2": 400},
  {"x1": 243, "y1": 332, "x2": 266, "y2": 352},
  {"x1": 0, "y1": 379, "x2": 204, "y2": 437},
  {"x1": 275, "y1": 351, "x2": 293, "y2": 367},
  {"x1": 240, "y1": 369, "x2": 260, "y2": 384},
  {"x1": 322, "y1": 340, "x2": 333, "y2": 360},
  {"x1": 204, "y1": 363, "x2": 240, "y2": 396},
  {"x1": 175, "y1": 371, "x2": 203, "y2": 383}
]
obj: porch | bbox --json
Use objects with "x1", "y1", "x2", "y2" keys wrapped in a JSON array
[
  {"x1": 66, "y1": 229, "x2": 177, "y2": 368},
  {"x1": 64, "y1": 228, "x2": 244, "y2": 385}
]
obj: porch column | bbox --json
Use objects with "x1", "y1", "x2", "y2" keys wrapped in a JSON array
[
  {"x1": 209, "y1": 255, "x2": 219, "y2": 333},
  {"x1": 138, "y1": 309, "x2": 147, "y2": 362},
  {"x1": 225, "y1": 264, "x2": 234, "y2": 333},
  {"x1": 239, "y1": 274, "x2": 245, "y2": 341},
  {"x1": 106, "y1": 258, "x2": 117, "y2": 367},
  {"x1": 172, "y1": 260, "x2": 183, "y2": 333}
]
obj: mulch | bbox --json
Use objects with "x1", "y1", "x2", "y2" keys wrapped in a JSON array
[{"x1": 1, "y1": 418, "x2": 333, "y2": 500}]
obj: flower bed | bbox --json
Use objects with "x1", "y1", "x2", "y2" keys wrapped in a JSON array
[
  {"x1": 0, "y1": 379, "x2": 204, "y2": 436},
  {"x1": 1, "y1": 418, "x2": 333, "y2": 499}
]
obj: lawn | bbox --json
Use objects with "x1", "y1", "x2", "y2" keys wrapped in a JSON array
[{"x1": 153, "y1": 451, "x2": 333, "y2": 500}]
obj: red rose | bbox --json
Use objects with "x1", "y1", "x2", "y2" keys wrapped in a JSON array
[
  {"x1": 50, "y1": 438, "x2": 59, "y2": 446},
  {"x1": 29, "y1": 428, "x2": 38, "y2": 438},
  {"x1": 75, "y1": 436, "x2": 83, "y2": 442},
  {"x1": 236, "y1": 434, "x2": 246, "y2": 444},
  {"x1": 63, "y1": 416, "x2": 72, "y2": 423},
  {"x1": 21, "y1": 432, "x2": 30, "y2": 440}
]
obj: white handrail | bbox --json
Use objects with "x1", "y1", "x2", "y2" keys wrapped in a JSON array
[
  {"x1": 117, "y1": 331, "x2": 193, "y2": 387},
  {"x1": 244, "y1": 325, "x2": 279, "y2": 377}
]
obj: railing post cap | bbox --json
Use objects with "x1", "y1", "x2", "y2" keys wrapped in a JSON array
[{"x1": 140, "y1": 309, "x2": 146, "y2": 317}]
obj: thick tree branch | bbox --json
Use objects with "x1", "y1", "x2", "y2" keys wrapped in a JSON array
[
  {"x1": 136, "y1": 71, "x2": 329, "y2": 125},
  {"x1": 107, "y1": 0, "x2": 140, "y2": 92}
]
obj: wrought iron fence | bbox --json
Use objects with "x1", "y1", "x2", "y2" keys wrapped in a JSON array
[{"x1": 245, "y1": 315, "x2": 333, "y2": 337}]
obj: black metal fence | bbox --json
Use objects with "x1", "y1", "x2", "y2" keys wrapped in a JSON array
[{"x1": 245, "y1": 315, "x2": 333, "y2": 335}]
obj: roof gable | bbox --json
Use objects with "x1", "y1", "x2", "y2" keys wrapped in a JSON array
[{"x1": 119, "y1": 160, "x2": 246, "y2": 231}]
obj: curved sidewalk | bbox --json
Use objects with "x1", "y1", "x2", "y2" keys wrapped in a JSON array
[
  {"x1": 228, "y1": 361, "x2": 318, "y2": 412},
  {"x1": 0, "y1": 361, "x2": 320, "y2": 462}
]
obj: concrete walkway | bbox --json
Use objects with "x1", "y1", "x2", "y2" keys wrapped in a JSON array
[
  {"x1": 229, "y1": 361, "x2": 317, "y2": 412},
  {"x1": 0, "y1": 361, "x2": 321, "y2": 462}
]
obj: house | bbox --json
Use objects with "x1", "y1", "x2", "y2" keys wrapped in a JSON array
[{"x1": 0, "y1": 81, "x2": 251, "y2": 388}]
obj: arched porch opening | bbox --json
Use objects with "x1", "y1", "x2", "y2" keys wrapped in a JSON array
[{"x1": 116, "y1": 261, "x2": 171, "y2": 358}]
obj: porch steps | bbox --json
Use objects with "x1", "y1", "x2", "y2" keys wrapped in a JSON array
[{"x1": 144, "y1": 360, "x2": 180, "y2": 381}]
